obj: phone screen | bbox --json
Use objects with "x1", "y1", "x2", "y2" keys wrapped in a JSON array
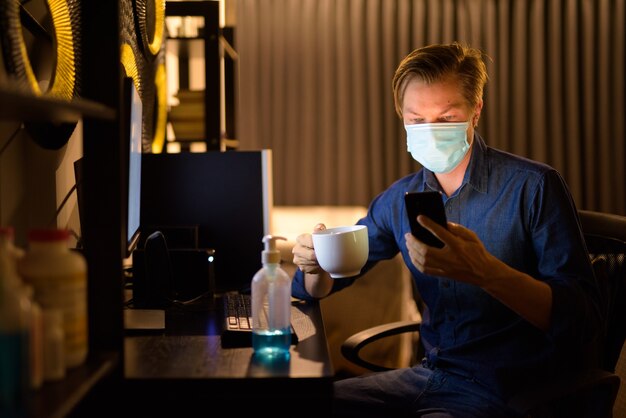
[{"x1": 404, "y1": 191, "x2": 447, "y2": 248}]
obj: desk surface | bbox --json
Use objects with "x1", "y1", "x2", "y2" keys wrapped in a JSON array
[{"x1": 123, "y1": 297, "x2": 334, "y2": 415}]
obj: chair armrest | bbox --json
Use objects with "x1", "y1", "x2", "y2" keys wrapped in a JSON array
[
  {"x1": 507, "y1": 368, "x2": 620, "y2": 417},
  {"x1": 341, "y1": 320, "x2": 421, "y2": 372}
]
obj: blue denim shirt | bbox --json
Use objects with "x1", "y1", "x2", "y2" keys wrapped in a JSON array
[{"x1": 292, "y1": 133, "x2": 602, "y2": 400}]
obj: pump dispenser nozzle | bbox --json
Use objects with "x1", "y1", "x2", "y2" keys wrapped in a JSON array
[
  {"x1": 252, "y1": 235, "x2": 292, "y2": 355},
  {"x1": 261, "y1": 235, "x2": 286, "y2": 264}
]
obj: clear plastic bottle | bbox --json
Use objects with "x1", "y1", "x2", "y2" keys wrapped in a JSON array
[
  {"x1": 251, "y1": 235, "x2": 292, "y2": 357},
  {"x1": 0, "y1": 227, "x2": 32, "y2": 417},
  {"x1": 0, "y1": 229, "x2": 44, "y2": 390},
  {"x1": 18, "y1": 228, "x2": 88, "y2": 368}
]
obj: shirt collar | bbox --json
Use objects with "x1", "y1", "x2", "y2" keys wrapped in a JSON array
[
  {"x1": 466, "y1": 133, "x2": 488, "y2": 194},
  {"x1": 422, "y1": 132, "x2": 489, "y2": 195}
]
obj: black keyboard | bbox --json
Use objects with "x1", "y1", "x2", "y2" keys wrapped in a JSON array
[
  {"x1": 224, "y1": 292, "x2": 253, "y2": 331},
  {"x1": 220, "y1": 292, "x2": 298, "y2": 348},
  {"x1": 220, "y1": 292, "x2": 253, "y2": 347}
]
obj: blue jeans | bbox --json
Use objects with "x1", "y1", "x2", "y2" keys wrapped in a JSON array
[{"x1": 332, "y1": 365, "x2": 520, "y2": 417}]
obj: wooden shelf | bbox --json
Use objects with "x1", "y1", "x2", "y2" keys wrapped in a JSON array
[
  {"x1": 28, "y1": 351, "x2": 119, "y2": 418},
  {"x1": 0, "y1": 86, "x2": 116, "y2": 123}
]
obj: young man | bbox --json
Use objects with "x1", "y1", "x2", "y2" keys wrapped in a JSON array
[{"x1": 291, "y1": 43, "x2": 602, "y2": 417}]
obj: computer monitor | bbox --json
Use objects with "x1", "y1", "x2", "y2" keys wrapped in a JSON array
[
  {"x1": 122, "y1": 77, "x2": 143, "y2": 256},
  {"x1": 73, "y1": 78, "x2": 143, "y2": 257},
  {"x1": 140, "y1": 150, "x2": 273, "y2": 293}
]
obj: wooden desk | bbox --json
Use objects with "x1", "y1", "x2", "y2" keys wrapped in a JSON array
[{"x1": 122, "y1": 297, "x2": 334, "y2": 416}]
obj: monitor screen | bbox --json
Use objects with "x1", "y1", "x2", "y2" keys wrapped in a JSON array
[
  {"x1": 124, "y1": 77, "x2": 143, "y2": 255},
  {"x1": 140, "y1": 150, "x2": 273, "y2": 293}
]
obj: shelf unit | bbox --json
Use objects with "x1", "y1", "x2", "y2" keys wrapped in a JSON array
[
  {"x1": 0, "y1": 3, "x2": 126, "y2": 417},
  {"x1": 165, "y1": 0, "x2": 221, "y2": 151},
  {"x1": 0, "y1": 2, "x2": 222, "y2": 416},
  {"x1": 28, "y1": 352, "x2": 118, "y2": 418},
  {"x1": 0, "y1": 84, "x2": 120, "y2": 418}
]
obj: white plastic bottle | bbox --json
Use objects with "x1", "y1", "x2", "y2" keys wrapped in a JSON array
[
  {"x1": 18, "y1": 228, "x2": 88, "y2": 369},
  {"x1": 0, "y1": 227, "x2": 32, "y2": 417},
  {"x1": 22, "y1": 285, "x2": 44, "y2": 389},
  {"x1": 0, "y1": 228, "x2": 25, "y2": 261},
  {"x1": 251, "y1": 235, "x2": 292, "y2": 357},
  {"x1": 42, "y1": 309, "x2": 66, "y2": 381}
]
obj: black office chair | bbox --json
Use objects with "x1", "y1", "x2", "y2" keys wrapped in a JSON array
[{"x1": 341, "y1": 209, "x2": 626, "y2": 418}]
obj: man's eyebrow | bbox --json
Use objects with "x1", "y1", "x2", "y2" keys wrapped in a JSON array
[
  {"x1": 441, "y1": 102, "x2": 464, "y2": 112},
  {"x1": 403, "y1": 103, "x2": 464, "y2": 116}
]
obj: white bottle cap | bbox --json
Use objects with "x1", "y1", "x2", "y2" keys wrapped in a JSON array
[{"x1": 261, "y1": 235, "x2": 286, "y2": 264}]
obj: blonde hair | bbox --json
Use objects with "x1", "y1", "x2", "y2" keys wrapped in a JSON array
[{"x1": 392, "y1": 42, "x2": 489, "y2": 118}]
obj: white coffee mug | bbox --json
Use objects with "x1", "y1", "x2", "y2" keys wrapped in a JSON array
[{"x1": 312, "y1": 225, "x2": 369, "y2": 278}]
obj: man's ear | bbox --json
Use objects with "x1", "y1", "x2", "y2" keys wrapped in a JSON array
[{"x1": 473, "y1": 100, "x2": 483, "y2": 127}]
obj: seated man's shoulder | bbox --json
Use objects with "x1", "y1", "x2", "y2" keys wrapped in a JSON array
[{"x1": 490, "y1": 147, "x2": 556, "y2": 176}]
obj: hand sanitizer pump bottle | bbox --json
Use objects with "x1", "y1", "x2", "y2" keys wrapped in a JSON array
[{"x1": 251, "y1": 235, "x2": 291, "y2": 357}]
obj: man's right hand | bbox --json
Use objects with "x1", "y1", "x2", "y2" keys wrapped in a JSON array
[
  {"x1": 292, "y1": 223, "x2": 327, "y2": 274},
  {"x1": 292, "y1": 223, "x2": 334, "y2": 298}
]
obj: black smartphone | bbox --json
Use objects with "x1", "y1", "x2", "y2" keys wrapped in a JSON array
[{"x1": 404, "y1": 191, "x2": 447, "y2": 248}]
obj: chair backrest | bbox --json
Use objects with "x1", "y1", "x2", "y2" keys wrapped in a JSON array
[
  {"x1": 578, "y1": 210, "x2": 626, "y2": 417},
  {"x1": 579, "y1": 210, "x2": 626, "y2": 371}
]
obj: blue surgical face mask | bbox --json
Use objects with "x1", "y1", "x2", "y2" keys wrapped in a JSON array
[{"x1": 405, "y1": 121, "x2": 470, "y2": 173}]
